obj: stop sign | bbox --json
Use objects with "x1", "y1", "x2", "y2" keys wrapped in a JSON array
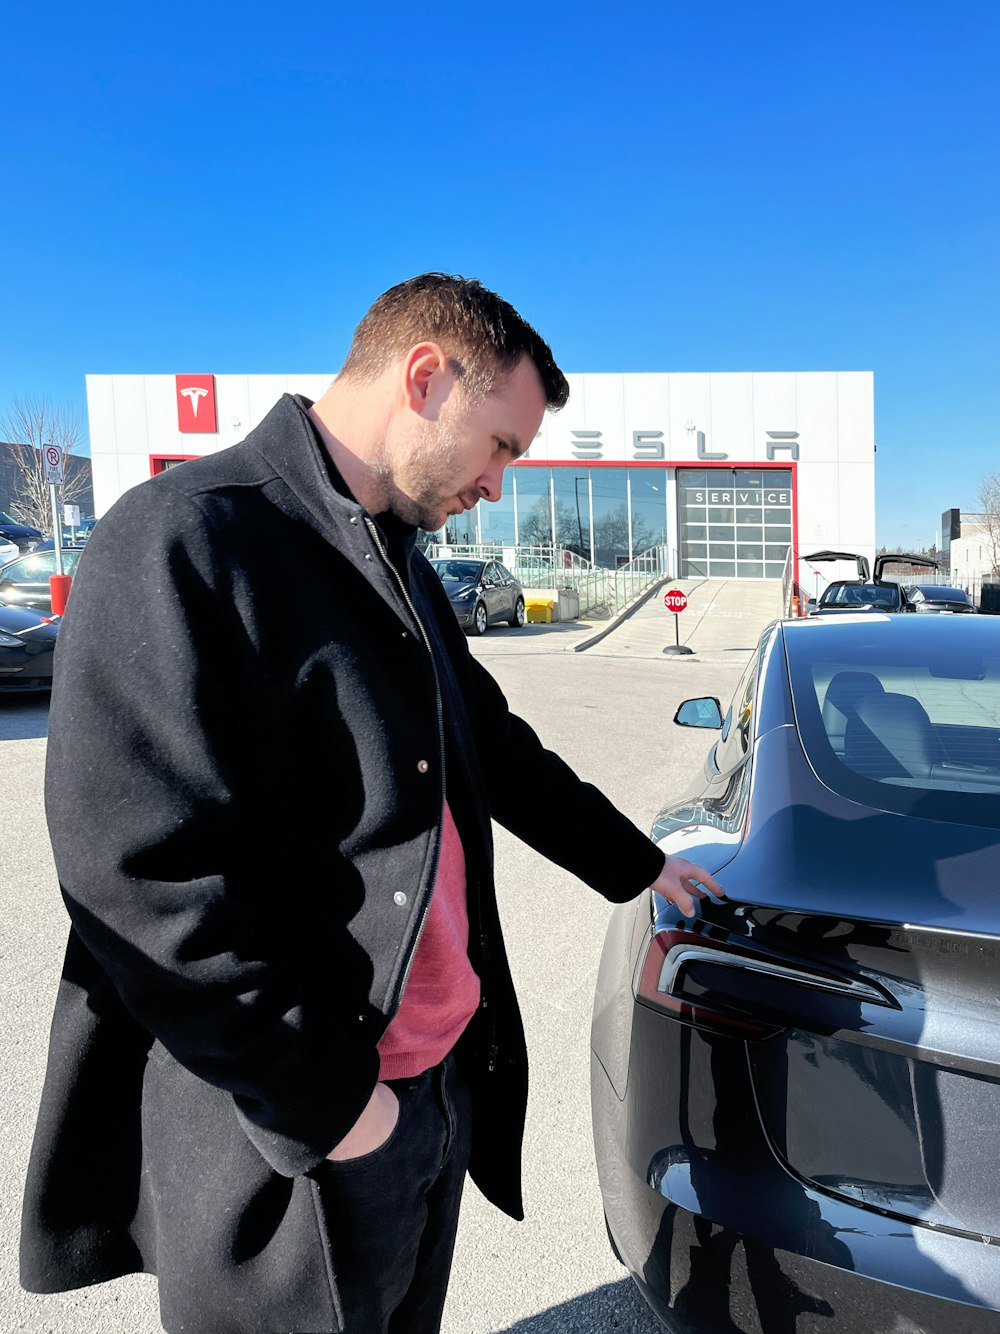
[{"x1": 663, "y1": 588, "x2": 688, "y2": 613}]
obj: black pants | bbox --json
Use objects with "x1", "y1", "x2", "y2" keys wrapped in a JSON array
[{"x1": 308, "y1": 1053, "x2": 472, "y2": 1334}]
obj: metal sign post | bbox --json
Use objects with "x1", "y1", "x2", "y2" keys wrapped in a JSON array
[
  {"x1": 44, "y1": 444, "x2": 74, "y2": 613},
  {"x1": 661, "y1": 588, "x2": 694, "y2": 656},
  {"x1": 44, "y1": 444, "x2": 65, "y2": 575}
]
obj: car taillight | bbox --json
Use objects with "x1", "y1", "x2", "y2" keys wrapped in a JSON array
[{"x1": 636, "y1": 928, "x2": 776, "y2": 1037}]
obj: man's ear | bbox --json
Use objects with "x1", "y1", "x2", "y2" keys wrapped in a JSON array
[{"x1": 401, "y1": 342, "x2": 450, "y2": 417}]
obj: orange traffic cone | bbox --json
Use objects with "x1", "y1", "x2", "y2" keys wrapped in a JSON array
[{"x1": 790, "y1": 594, "x2": 800, "y2": 618}]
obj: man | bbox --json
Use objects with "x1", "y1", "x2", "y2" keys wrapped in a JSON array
[{"x1": 21, "y1": 274, "x2": 723, "y2": 1333}]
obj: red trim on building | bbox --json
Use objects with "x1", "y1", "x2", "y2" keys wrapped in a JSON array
[
  {"x1": 514, "y1": 459, "x2": 794, "y2": 468},
  {"x1": 790, "y1": 459, "x2": 799, "y2": 576},
  {"x1": 150, "y1": 455, "x2": 199, "y2": 477}
]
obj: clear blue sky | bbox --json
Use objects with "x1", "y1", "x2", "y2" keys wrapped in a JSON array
[{"x1": 3, "y1": 1, "x2": 997, "y2": 548}]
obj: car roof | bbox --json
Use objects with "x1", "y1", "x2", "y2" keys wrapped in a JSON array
[{"x1": 784, "y1": 610, "x2": 995, "y2": 644}]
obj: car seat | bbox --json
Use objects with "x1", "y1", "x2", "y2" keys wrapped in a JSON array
[
  {"x1": 843, "y1": 692, "x2": 943, "y2": 781},
  {"x1": 821, "y1": 671, "x2": 886, "y2": 757}
]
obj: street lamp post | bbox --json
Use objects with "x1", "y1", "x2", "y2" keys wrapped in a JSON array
[{"x1": 574, "y1": 476, "x2": 586, "y2": 558}]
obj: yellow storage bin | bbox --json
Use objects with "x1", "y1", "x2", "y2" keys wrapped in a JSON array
[{"x1": 525, "y1": 598, "x2": 555, "y2": 624}]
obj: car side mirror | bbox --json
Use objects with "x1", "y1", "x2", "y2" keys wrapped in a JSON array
[{"x1": 674, "y1": 697, "x2": 724, "y2": 728}]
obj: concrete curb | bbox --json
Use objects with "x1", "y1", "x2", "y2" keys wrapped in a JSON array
[{"x1": 571, "y1": 577, "x2": 674, "y2": 653}]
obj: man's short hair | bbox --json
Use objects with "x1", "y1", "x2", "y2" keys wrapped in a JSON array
[{"x1": 338, "y1": 273, "x2": 569, "y2": 410}]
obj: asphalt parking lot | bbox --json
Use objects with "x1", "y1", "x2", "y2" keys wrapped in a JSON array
[{"x1": 0, "y1": 591, "x2": 761, "y2": 1333}]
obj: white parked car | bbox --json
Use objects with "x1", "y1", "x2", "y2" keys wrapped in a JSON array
[{"x1": 0, "y1": 537, "x2": 19, "y2": 567}]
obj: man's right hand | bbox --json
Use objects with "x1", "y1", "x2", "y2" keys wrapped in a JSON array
[{"x1": 326, "y1": 1082, "x2": 399, "y2": 1162}]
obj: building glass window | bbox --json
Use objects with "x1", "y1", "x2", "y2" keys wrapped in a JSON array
[
  {"x1": 591, "y1": 468, "x2": 631, "y2": 568},
  {"x1": 552, "y1": 469, "x2": 591, "y2": 559},
  {"x1": 629, "y1": 470, "x2": 668, "y2": 556},
  {"x1": 478, "y1": 482, "x2": 516, "y2": 548},
  {"x1": 512, "y1": 468, "x2": 552, "y2": 547},
  {"x1": 444, "y1": 508, "x2": 478, "y2": 545}
]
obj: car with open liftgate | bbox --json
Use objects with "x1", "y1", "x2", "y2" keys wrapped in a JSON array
[
  {"x1": 428, "y1": 557, "x2": 526, "y2": 635},
  {"x1": 592, "y1": 612, "x2": 1000, "y2": 1332},
  {"x1": 806, "y1": 549, "x2": 938, "y2": 614}
]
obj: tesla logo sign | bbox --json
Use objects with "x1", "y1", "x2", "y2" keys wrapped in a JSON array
[{"x1": 175, "y1": 375, "x2": 218, "y2": 433}]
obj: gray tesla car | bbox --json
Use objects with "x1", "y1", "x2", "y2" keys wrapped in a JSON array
[
  {"x1": 428, "y1": 557, "x2": 526, "y2": 635},
  {"x1": 592, "y1": 613, "x2": 1000, "y2": 1332}
]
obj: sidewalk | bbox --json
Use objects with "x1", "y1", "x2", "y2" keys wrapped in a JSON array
[
  {"x1": 577, "y1": 577, "x2": 783, "y2": 660},
  {"x1": 469, "y1": 578, "x2": 783, "y2": 662}
]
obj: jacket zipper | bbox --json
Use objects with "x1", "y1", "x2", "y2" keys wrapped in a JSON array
[{"x1": 363, "y1": 517, "x2": 446, "y2": 1006}]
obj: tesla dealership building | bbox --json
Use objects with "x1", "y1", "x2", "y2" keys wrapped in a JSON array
[{"x1": 85, "y1": 370, "x2": 875, "y2": 583}]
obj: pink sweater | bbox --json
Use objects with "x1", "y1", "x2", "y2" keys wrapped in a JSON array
[{"x1": 377, "y1": 801, "x2": 481, "y2": 1080}]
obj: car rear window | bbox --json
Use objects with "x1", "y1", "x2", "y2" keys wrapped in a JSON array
[
  {"x1": 914, "y1": 586, "x2": 972, "y2": 604},
  {"x1": 823, "y1": 583, "x2": 898, "y2": 608},
  {"x1": 785, "y1": 625, "x2": 1000, "y2": 827}
]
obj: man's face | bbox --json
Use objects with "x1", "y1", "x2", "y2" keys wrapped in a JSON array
[{"x1": 384, "y1": 356, "x2": 547, "y2": 531}]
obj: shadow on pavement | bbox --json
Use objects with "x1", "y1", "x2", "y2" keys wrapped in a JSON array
[
  {"x1": 0, "y1": 694, "x2": 50, "y2": 741},
  {"x1": 503, "y1": 621, "x2": 600, "y2": 635},
  {"x1": 492, "y1": 1278, "x2": 661, "y2": 1332}
]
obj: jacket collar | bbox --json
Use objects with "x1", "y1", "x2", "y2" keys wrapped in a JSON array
[
  {"x1": 243, "y1": 393, "x2": 368, "y2": 541},
  {"x1": 245, "y1": 394, "x2": 420, "y2": 566}
]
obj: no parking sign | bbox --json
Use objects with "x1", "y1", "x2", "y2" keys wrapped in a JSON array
[{"x1": 44, "y1": 445, "x2": 64, "y2": 484}]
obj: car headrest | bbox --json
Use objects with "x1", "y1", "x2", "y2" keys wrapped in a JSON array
[
  {"x1": 822, "y1": 671, "x2": 886, "y2": 729},
  {"x1": 846, "y1": 692, "x2": 940, "y2": 779}
]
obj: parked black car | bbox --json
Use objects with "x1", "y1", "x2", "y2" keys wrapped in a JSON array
[
  {"x1": 806, "y1": 549, "x2": 938, "y2": 614},
  {"x1": 592, "y1": 614, "x2": 1000, "y2": 1332},
  {"x1": 0, "y1": 547, "x2": 82, "y2": 613},
  {"x1": 428, "y1": 557, "x2": 525, "y2": 635},
  {"x1": 905, "y1": 584, "x2": 977, "y2": 614},
  {"x1": 0, "y1": 509, "x2": 44, "y2": 555},
  {"x1": 0, "y1": 602, "x2": 59, "y2": 692}
]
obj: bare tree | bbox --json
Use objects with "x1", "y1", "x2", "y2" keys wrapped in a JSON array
[
  {"x1": 977, "y1": 472, "x2": 1000, "y2": 577},
  {"x1": 0, "y1": 395, "x2": 89, "y2": 533}
]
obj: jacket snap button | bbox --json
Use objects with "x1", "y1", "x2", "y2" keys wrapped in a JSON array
[
  {"x1": 393, "y1": 891, "x2": 407, "y2": 906},
  {"x1": 416, "y1": 759, "x2": 429, "y2": 773}
]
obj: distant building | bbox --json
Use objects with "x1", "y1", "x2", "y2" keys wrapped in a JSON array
[
  {"x1": 86, "y1": 370, "x2": 876, "y2": 585},
  {"x1": 948, "y1": 514, "x2": 997, "y2": 586},
  {"x1": 0, "y1": 442, "x2": 94, "y2": 525}
]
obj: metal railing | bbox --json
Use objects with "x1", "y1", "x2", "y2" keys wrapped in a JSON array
[
  {"x1": 424, "y1": 542, "x2": 676, "y2": 617},
  {"x1": 610, "y1": 544, "x2": 675, "y2": 612}
]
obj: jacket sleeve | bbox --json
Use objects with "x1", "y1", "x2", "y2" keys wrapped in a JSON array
[
  {"x1": 414, "y1": 562, "x2": 665, "y2": 900},
  {"x1": 44, "y1": 486, "x2": 379, "y2": 1177}
]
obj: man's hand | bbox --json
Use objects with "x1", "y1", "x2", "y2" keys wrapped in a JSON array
[
  {"x1": 326, "y1": 1082, "x2": 399, "y2": 1162},
  {"x1": 650, "y1": 854, "x2": 726, "y2": 919}
]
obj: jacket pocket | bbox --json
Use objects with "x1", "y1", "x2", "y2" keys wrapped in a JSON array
[{"x1": 141, "y1": 1042, "x2": 344, "y2": 1333}]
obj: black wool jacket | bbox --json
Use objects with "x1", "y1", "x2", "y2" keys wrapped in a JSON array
[{"x1": 20, "y1": 394, "x2": 665, "y2": 1334}]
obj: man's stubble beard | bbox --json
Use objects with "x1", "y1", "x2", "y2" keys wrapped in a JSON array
[{"x1": 379, "y1": 418, "x2": 469, "y2": 531}]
